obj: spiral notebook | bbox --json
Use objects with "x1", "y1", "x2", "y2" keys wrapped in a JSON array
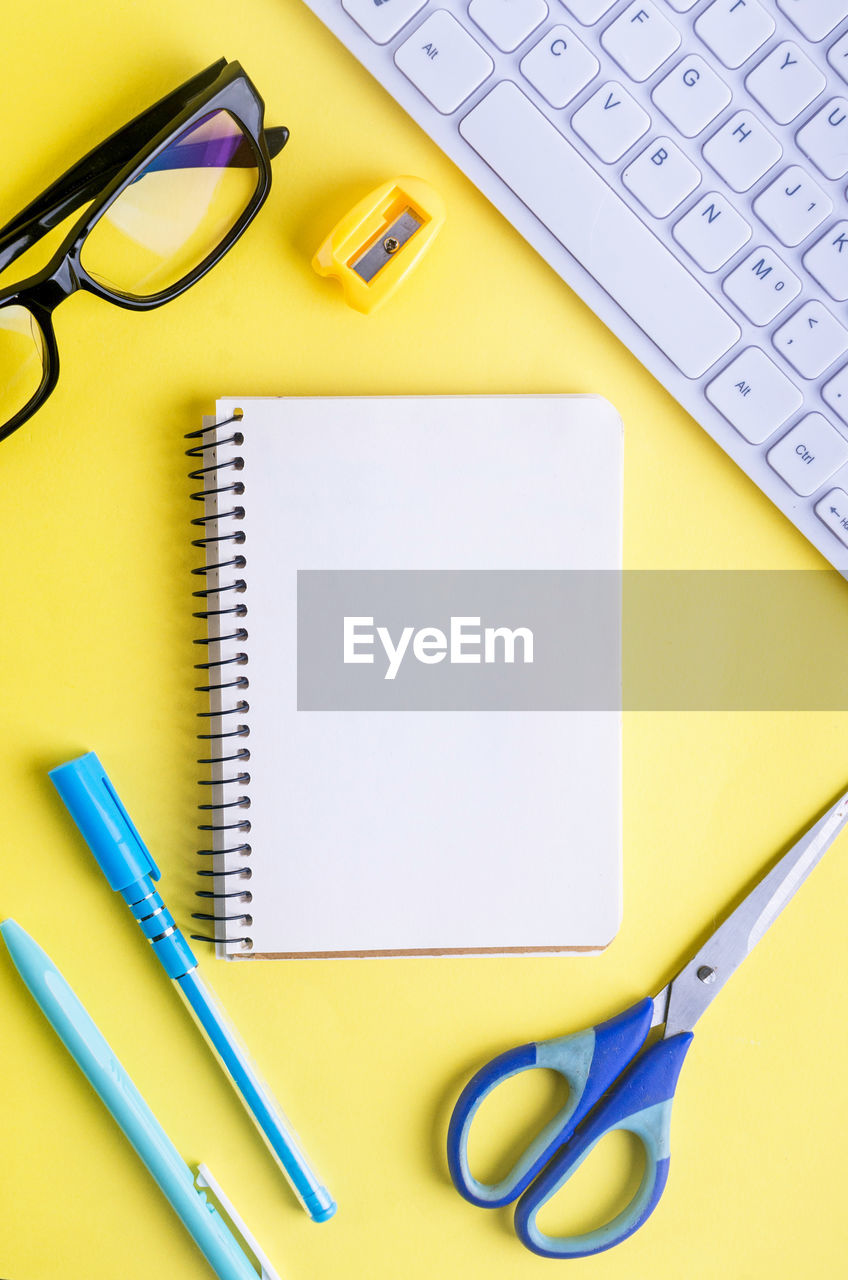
[{"x1": 188, "y1": 396, "x2": 622, "y2": 959}]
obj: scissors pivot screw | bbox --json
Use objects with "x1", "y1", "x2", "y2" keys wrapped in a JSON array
[{"x1": 697, "y1": 965, "x2": 717, "y2": 984}]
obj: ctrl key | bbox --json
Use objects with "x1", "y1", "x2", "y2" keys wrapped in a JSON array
[
  {"x1": 816, "y1": 489, "x2": 848, "y2": 548},
  {"x1": 767, "y1": 415, "x2": 848, "y2": 497}
]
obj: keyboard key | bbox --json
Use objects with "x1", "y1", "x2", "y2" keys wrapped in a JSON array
[
  {"x1": 666, "y1": 0, "x2": 699, "y2": 9},
  {"x1": 752, "y1": 167, "x2": 832, "y2": 247},
  {"x1": 395, "y1": 11, "x2": 494, "y2": 114},
  {"x1": 520, "y1": 25, "x2": 599, "y2": 108},
  {"x1": 673, "y1": 193, "x2": 751, "y2": 271},
  {"x1": 468, "y1": 0, "x2": 548, "y2": 53},
  {"x1": 571, "y1": 82, "x2": 650, "y2": 163},
  {"x1": 823, "y1": 365, "x2": 848, "y2": 425},
  {"x1": 707, "y1": 348, "x2": 803, "y2": 442},
  {"x1": 773, "y1": 302, "x2": 848, "y2": 379},
  {"x1": 600, "y1": 2, "x2": 681, "y2": 83},
  {"x1": 562, "y1": 0, "x2": 616, "y2": 22},
  {"x1": 652, "y1": 55, "x2": 731, "y2": 138},
  {"x1": 341, "y1": 0, "x2": 427, "y2": 44},
  {"x1": 768, "y1": 415, "x2": 848, "y2": 496},
  {"x1": 622, "y1": 137, "x2": 700, "y2": 217},
  {"x1": 804, "y1": 223, "x2": 848, "y2": 301},
  {"x1": 703, "y1": 111, "x2": 781, "y2": 192},
  {"x1": 796, "y1": 99, "x2": 848, "y2": 181},
  {"x1": 776, "y1": 0, "x2": 848, "y2": 42},
  {"x1": 695, "y1": 0, "x2": 774, "y2": 70},
  {"x1": 459, "y1": 82, "x2": 740, "y2": 377},
  {"x1": 745, "y1": 43, "x2": 826, "y2": 125},
  {"x1": 829, "y1": 33, "x2": 848, "y2": 84},
  {"x1": 815, "y1": 489, "x2": 848, "y2": 547},
  {"x1": 723, "y1": 248, "x2": 801, "y2": 325}
]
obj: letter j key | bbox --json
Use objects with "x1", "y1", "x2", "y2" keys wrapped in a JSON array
[{"x1": 752, "y1": 166, "x2": 832, "y2": 247}]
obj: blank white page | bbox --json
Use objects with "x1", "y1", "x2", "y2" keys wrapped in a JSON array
[{"x1": 206, "y1": 395, "x2": 622, "y2": 958}]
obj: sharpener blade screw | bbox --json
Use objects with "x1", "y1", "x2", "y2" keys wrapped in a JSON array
[{"x1": 383, "y1": 236, "x2": 400, "y2": 254}]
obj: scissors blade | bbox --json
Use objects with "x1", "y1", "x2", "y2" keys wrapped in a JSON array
[{"x1": 664, "y1": 788, "x2": 848, "y2": 1038}]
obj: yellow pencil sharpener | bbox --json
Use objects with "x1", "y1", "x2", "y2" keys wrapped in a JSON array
[{"x1": 312, "y1": 176, "x2": 446, "y2": 315}]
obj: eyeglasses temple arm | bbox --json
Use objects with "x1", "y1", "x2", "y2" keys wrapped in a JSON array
[{"x1": 0, "y1": 59, "x2": 230, "y2": 273}]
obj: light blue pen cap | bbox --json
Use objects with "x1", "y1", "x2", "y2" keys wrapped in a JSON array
[{"x1": 50, "y1": 751, "x2": 160, "y2": 891}]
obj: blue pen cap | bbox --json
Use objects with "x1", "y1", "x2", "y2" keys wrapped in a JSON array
[{"x1": 49, "y1": 752, "x2": 161, "y2": 891}]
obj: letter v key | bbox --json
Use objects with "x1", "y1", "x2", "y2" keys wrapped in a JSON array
[{"x1": 572, "y1": 82, "x2": 650, "y2": 163}]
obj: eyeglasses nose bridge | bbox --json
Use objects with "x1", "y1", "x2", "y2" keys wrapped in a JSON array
[{"x1": 17, "y1": 254, "x2": 80, "y2": 315}]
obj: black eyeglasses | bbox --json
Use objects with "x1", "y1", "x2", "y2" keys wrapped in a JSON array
[{"x1": 0, "y1": 58, "x2": 288, "y2": 443}]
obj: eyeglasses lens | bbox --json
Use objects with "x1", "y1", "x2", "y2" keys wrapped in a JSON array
[
  {"x1": 81, "y1": 109, "x2": 260, "y2": 299},
  {"x1": 0, "y1": 305, "x2": 46, "y2": 427}
]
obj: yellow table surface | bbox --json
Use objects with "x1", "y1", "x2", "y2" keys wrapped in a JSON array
[{"x1": 2, "y1": 3, "x2": 847, "y2": 1277}]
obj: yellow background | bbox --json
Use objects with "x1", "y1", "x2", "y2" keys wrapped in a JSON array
[{"x1": 2, "y1": 2, "x2": 847, "y2": 1277}]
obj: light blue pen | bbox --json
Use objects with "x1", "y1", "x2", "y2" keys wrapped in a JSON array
[
  {"x1": 0, "y1": 919, "x2": 280, "y2": 1280},
  {"x1": 49, "y1": 751, "x2": 335, "y2": 1224}
]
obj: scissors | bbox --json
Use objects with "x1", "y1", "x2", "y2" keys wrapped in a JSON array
[{"x1": 447, "y1": 788, "x2": 848, "y2": 1259}]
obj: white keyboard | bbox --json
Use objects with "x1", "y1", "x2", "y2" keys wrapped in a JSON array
[{"x1": 301, "y1": 0, "x2": 848, "y2": 571}]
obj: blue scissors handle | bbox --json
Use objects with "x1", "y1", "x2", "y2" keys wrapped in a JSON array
[
  {"x1": 515, "y1": 1030, "x2": 693, "y2": 1258},
  {"x1": 446, "y1": 998, "x2": 656, "y2": 1210}
]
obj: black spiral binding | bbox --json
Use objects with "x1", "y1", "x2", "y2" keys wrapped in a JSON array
[{"x1": 186, "y1": 412, "x2": 254, "y2": 952}]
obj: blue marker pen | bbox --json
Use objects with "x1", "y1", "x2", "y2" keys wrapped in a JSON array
[{"x1": 50, "y1": 751, "x2": 336, "y2": 1224}]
